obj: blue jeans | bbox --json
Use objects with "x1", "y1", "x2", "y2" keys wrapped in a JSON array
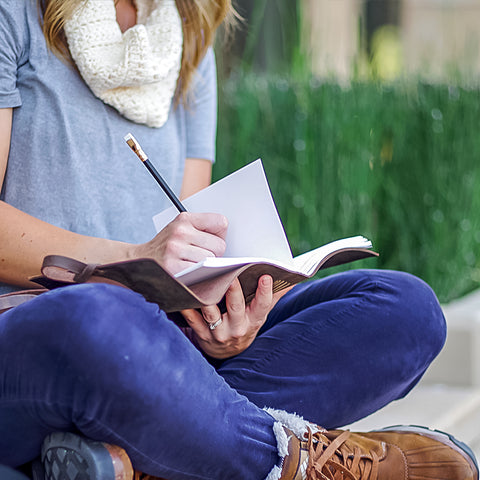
[{"x1": 0, "y1": 269, "x2": 445, "y2": 479}]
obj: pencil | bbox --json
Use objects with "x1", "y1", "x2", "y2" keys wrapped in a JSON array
[{"x1": 124, "y1": 133, "x2": 187, "y2": 213}]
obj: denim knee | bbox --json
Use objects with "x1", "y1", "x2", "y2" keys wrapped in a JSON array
[
  {"x1": 348, "y1": 269, "x2": 446, "y2": 372},
  {"x1": 5, "y1": 284, "x2": 172, "y2": 402},
  {"x1": 385, "y1": 270, "x2": 446, "y2": 364}
]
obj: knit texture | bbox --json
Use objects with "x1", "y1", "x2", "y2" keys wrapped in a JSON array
[{"x1": 64, "y1": 0, "x2": 183, "y2": 127}]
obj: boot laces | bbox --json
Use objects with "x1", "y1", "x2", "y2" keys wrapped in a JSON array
[{"x1": 305, "y1": 428, "x2": 379, "y2": 480}]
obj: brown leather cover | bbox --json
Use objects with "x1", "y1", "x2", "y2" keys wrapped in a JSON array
[{"x1": 28, "y1": 248, "x2": 377, "y2": 318}]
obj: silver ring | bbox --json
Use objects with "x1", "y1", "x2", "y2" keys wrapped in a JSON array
[{"x1": 209, "y1": 318, "x2": 223, "y2": 330}]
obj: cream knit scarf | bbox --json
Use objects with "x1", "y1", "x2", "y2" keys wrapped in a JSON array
[{"x1": 64, "y1": 0, "x2": 183, "y2": 128}]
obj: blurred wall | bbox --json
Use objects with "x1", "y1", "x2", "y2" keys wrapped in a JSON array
[
  {"x1": 401, "y1": 0, "x2": 480, "y2": 81},
  {"x1": 301, "y1": 0, "x2": 364, "y2": 79},
  {"x1": 302, "y1": 0, "x2": 480, "y2": 82}
]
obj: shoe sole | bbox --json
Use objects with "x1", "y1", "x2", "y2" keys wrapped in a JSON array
[
  {"x1": 376, "y1": 424, "x2": 479, "y2": 479},
  {"x1": 31, "y1": 460, "x2": 46, "y2": 480},
  {"x1": 41, "y1": 432, "x2": 133, "y2": 480}
]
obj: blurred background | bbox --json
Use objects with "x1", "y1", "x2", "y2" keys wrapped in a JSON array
[
  {"x1": 212, "y1": 0, "x2": 480, "y2": 451},
  {"x1": 213, "y1": 0, "x2": 480, "y2": 305}
]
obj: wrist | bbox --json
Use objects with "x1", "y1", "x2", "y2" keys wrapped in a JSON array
[
  {"x1": 123, "y1": 241, "x2": 150, "y2": 262},
  {"x1": 84, "y1": 238, "x2": 137, "y2": 265},
  {"x1": 122, "y1": 241, "x2": 140, "y2": 261}
]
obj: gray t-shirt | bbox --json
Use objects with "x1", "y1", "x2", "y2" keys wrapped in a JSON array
[{"x1": 0, "y1": 0, "x2": 217, "y2": 293}]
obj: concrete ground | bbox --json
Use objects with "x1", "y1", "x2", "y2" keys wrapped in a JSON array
[
  {"x1": 345, "y1": 288, "x2": 480, "y2": 462},
  {"x1": 345, "y1": 383, "x2": 480, "y2": 461}
]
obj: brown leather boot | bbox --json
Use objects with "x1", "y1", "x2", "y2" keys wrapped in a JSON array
[{"x1": 280, "y1": 425, "x2": 478, "y2": 479}]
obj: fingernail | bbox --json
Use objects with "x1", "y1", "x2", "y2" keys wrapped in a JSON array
[{"x1": 262, "y1": 276, "x2": 272, "y2": 287}]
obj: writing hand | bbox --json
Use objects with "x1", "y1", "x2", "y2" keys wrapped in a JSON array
[{"x1": 132, "y1": 212, "x2": 228, "y2": 275}]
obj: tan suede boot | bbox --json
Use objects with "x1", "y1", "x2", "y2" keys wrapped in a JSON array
[{"x1": 279, "y1": 425, "x2": 478, "y2": 480}]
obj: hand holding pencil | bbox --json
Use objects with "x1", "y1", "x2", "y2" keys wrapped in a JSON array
[
  {"x1": 124, "y1": 132, "x2": 228, "y2": 276},
  {"x1": 124, "y1": 133, "x2": 274, "y2": 356}
]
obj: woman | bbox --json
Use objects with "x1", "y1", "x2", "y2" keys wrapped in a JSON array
[{"x1": 0, "y1": 0, "x2": 477, "y2": 479}]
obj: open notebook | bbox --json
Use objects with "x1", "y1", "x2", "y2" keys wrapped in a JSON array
[
  {"x1": 33, "y1": 160, "x2": 378, "y2": 320},
  {"x1": 153, "y1": 159, "x2": 376, "y2": 289}
]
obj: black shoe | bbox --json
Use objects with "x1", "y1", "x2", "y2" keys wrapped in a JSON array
[{"x1": 40, "y1": 432, "x2": 133, "y2": 480}]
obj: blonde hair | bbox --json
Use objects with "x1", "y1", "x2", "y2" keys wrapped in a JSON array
[{"x1": 39, "y1": 0, "x2": 235, "y2": 102}]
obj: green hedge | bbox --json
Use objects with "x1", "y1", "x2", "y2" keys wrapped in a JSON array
[{"x1": 214, "y1": 74, "x2": 480, "y2": 303}]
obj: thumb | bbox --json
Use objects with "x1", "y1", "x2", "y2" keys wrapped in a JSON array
[{"x1": 248, "y1": 275, "x2": 274, "y2": 324}]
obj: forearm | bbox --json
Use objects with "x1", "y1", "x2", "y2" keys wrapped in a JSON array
[
  {"x1": 180, "y1": 158, "x2": 212, "y2": 199},
  {"x1": 0, "y1": 200, "x2": 132, "y2": 287}
]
